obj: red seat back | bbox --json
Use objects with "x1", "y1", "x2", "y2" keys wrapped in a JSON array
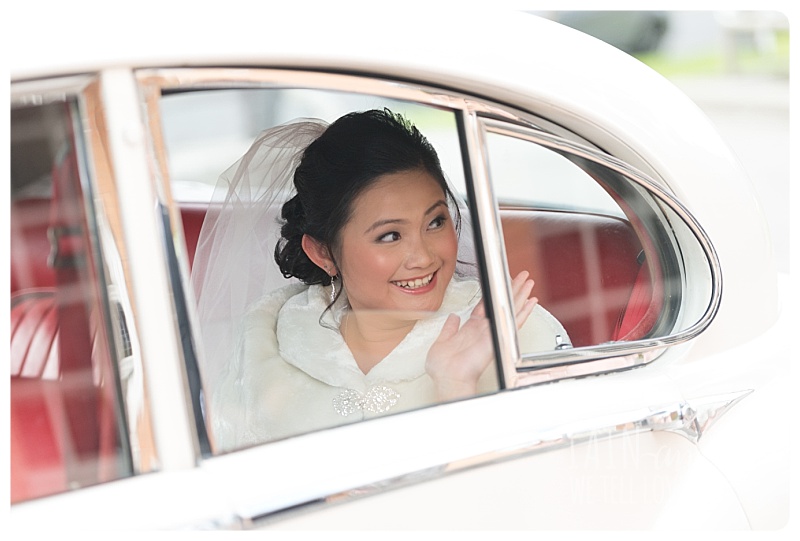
[
  {"x1": 180, "y1": 204, "x2": 653, "y2": 346},
  {"x1": 501, "y1": 208, "x2": 646, "y2": 346}
]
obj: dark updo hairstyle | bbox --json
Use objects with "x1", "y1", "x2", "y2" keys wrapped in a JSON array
[{"x1": 274, "y1": 108, "x2": 461, "y2": 295}]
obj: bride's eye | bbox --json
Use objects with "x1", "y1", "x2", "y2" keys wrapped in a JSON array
[
  {"x1": 377, "y1": 231, "x2": 401, "y2": 243},
  {"x1": 428, "y1": 214, "x2": 448, "y2": 230}
]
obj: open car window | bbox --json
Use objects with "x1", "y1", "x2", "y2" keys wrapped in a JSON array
[
  {"x1": 479, "y1": 119, "x2": 717, "y2": 375},
  {"x1": 147, "y1": 71, "x2": 720, "y2": 456},
  {"x1": 161, "y1": 89, "x2": 467, "y2": 203},
  {"x1": 156, "y1": 87, "x2": 501, "y2": 452}
]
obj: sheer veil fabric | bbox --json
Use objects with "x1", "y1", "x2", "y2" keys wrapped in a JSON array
[
  {"x1": 191, "y1": 119, "x2": 328, "y2": 391},
  {"x1": 191, "y1": 117, "x2": 479, "y2": 400}
]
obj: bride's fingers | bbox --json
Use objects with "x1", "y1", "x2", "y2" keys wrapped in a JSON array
[
  {"x1": 468, "y1": 272, "x2": 535, "y2": 328},
  {"x1": 511, "y1": 272, "x2": 535, "y2": 307},
  {"x1": 513, "y1": 278, "x2": 534, "y2": 308},
  {"x1": 511, "y1": 271, "x2": 532, "y2": 294},
  {"x1": 511, "y1": 270, "x2": 530, "y2": 288},
  {"x1": 509, "y1": 271, "x2": 538, "y2": 329},
  {"x1": 437, "y1": 313, "x2": 462, "y2": 342},
  {"x1": 516, "y1": 296, "x2": 538, "y2": 329}
]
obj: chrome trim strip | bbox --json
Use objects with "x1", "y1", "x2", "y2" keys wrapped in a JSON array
[
  {"x1": 669, "y1": 390, "x2": 753, "y2": 443},
  {"x1": 479, "y1": 119, "x2": 723, "y2": 374},
  {"x1": 73, "y1": 82, "x2": 136, "y2": 473},
  {"x1": 248, "y1": 394, "x2": 704, "y2": 527},
  {"x1": 515, "y1": 348, "x2": 665, "y2": 387},
  {"x1": 138, "y1": 78, "x2": 213, "y2": 456},
  {"x1": 99, "y1": 68, "x2": 200, "y2": 469},
  {"x1": 136, "y1": 67, "x2": 521, "y2": 120},
  {"x1": 458, "y1": 110, "x2": 520, "y2": 388}
]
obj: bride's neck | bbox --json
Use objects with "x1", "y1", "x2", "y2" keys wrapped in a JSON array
[{"x1": 342, "y1": 311, "x2": 415, "y2": 375}]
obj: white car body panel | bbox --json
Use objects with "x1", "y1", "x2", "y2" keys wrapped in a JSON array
[{"x1": 8, "y1": 5, "x2": 792, "y2": 531}]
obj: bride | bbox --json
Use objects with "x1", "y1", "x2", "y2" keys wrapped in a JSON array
[{"x1": 192, "y1": 109, "x2": 568, "y2": 451}]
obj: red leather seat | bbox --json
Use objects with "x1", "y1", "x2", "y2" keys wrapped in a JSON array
[
  {"x1": 10, "y1": 252, "x2": 122, "y2": 505},
  {"x1": 11, "y1": 289, "x2": 60, "y2": 379},
  {"x1": 11, "y1": 141, "x2": 125, "y2": 503},
  {"x1": 501, "y1": 208, "x2": 647, "y2": 346},
  {"x1": 10, "y1": 377, "x2": 70, "y2": 502},
  {"x1": 10, "y1": 289, "x2": 66, "y2": 502},
  {"x1": 10, "y1": 288, "x2": 122, "y2": 503}
]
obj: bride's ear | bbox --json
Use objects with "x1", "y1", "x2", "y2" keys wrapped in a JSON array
[{"x1": 301, "y1": 234, "x2": 336, "y2": 275}]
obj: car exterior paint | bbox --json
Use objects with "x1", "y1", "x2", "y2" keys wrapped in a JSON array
[{"x1": 8, "y1": 6, "x2": 792, "y2": 531}]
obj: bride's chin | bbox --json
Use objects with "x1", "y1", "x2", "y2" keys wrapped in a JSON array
[{"x1": 398, "y1": 291, "x2": 448, "y2": 314}]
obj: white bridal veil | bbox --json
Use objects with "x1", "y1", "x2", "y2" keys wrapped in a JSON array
[{"x1": 191, "y1": 119, "x2": 328, "y2": 389}]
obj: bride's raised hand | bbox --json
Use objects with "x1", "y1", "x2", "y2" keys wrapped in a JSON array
[{"x1": 426, "y1": 271, "x2": 538, "y2": 401}]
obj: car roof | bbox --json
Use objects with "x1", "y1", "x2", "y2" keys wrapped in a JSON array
[
  {"x1": 6, "y1": 4, "x2": 747, "y2": 201},
  {"x1": 9, "y1": 6, "x2": 697, "y2": 164},
  {"x1": 10, "y1": 6, "x2": 655, "y2": 107}
]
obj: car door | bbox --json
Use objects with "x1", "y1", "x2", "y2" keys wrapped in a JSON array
[
  {"x1": 146, "y1": 69, "x2": 743, "y2": 528},
  {"x1": 10, "y1": 67, "x2": 750, "y2": 530}
]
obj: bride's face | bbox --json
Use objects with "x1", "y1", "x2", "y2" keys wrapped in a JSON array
[{"x1": 335, "y1": 169, "x2": 458, "y2": 318}]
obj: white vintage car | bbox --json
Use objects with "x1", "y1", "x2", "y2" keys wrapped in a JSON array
[{"x1": 8, "y1": 6, "x2": 793, "y2": 531}]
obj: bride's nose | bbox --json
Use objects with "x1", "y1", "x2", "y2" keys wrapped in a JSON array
[{"x1": 404, "y1": 234, "x2": 435, "y2": 268}]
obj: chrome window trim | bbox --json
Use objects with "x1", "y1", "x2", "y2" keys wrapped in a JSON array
[
  {"x1": 97, "y1": 68, "x2": 201, "y2": 470},
  {"x1": 478, "y1": 118, "x2": 722, "y2": 381},
  {"x1": 10, "y1": 75, "x2": 152, "y2": 476},
  {"x1": 12, "y1": 72, "x2": 202, "y2": 474},
  {"x1": 457, "y1": 110, "x2": 520, "y2": 388},
  {"x1": 136, "y1": 80, "x2": 213, "y2": 455},
  {"x1": 135, "y1": 67, "x2": 521, "y2": 121},
  {"x1": 69, "y1": 85, "x2": 135, "y2": 473}
]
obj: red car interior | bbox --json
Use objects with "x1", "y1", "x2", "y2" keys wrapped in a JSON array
[{"x1": 11, "y1": 150, "x2": 120, "y2": 503}]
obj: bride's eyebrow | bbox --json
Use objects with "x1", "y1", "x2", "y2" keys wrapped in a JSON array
[{"x1": 364, "y1": 200, "x2": 447, "y2": 234}]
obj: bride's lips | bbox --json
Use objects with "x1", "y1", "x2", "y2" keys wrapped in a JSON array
[{"x1": 391, "y1": 271, "x2": 438, "y2": 294}]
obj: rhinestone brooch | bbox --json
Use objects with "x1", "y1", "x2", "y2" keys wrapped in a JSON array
[{"x1": 333, "y1": 385, "x2": 400, "y2": 417}]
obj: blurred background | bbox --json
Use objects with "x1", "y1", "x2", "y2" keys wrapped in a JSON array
[{"x1": 535, "y1": 10, "x2": 791, "y2": 273}]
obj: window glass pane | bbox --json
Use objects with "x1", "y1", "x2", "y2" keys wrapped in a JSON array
[
  {"x1": 10, "y1": 101, "x2": 133, "y2": 502},
  {"x1": 162, "y1": 89, "x2": 466, "y2": 202},
  {"x1": 484, "y1": 129, "x2": 712, "y2": 355},
  {"x1": 487, "y1": 132, "x2": 622, "y2": 216},
  {"x1": 160, "y1": 88, "x2": 497, "y2": 452}
]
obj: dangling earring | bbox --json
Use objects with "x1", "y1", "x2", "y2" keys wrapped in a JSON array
[{"x1": 330, "y1": 274, "x2": 338, "y2": 303}]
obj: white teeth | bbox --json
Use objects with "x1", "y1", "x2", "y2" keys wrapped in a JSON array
[{"x1": 393, "y1": 273, "x2": 434, "y2": 289}]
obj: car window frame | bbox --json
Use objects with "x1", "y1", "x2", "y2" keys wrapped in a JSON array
[
  {"x1": 139, "y1": 66, "x2": 722, "y2": 409},
  {"x1": 13, "y1": 71, "x2": 203, "y2": 477},
  {"x1": 137, "y1": 68, "x2": 533, "y2": 407},
  {"x1": 473, "y1": 117, "x2": 721, "y2": 383}
]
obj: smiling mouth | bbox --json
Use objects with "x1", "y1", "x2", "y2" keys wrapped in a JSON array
[{"x1": 392, "y1": 272, "x2": 435, "y2": 290}]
